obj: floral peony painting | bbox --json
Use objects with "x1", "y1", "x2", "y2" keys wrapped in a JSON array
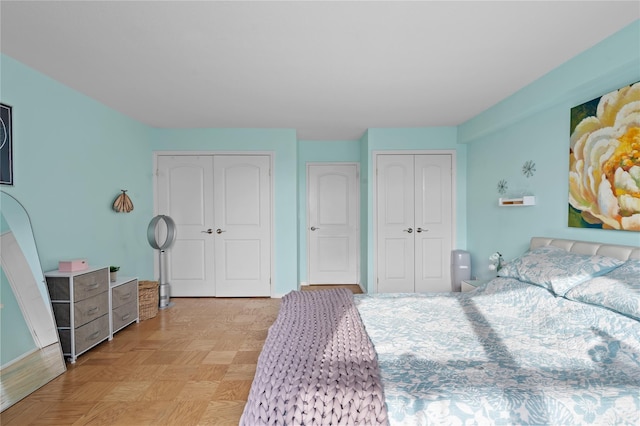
[{"x1": 569, "y1": 82, "x2": 640, "y2": 232}]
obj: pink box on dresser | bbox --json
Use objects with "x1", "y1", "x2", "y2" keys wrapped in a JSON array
[{"x1": 58, "y1": 259, "x2": 88, "y2": 272}]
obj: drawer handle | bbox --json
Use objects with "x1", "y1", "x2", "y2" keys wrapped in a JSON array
[
  {"x1": 87, "y1": 331, "x2": 101, "y2": 340},
  {"x1": 121, "y1": 313, "x2": 131, "y2": 321},
  {"x1": 87, "y1": 306, "x2": 99, "y2": 315},
  {"x1": 121, "y1": 292, "x2": 132, "y2": 300},
  {"x1": 85, "y1": 282, "x2": 100, "y2": 291}
]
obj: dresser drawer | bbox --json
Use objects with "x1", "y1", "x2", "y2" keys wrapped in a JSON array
[
  {"x1": 73, "y1": 269, "x2": 108, "y2": 302},
  {"x1": 112, "y1": 280, "x2": 137, "y2": 309},
  {"x1": 51, "y1": 291, "x2": 109, "y2": 328},
  {"x1": 59, "y1": 314, "x2": 109, "y2": 355},
  {"x1": 112, "y1": 300, "x2": 137, "y2": 332},
  {"x1": 47, "y1": 269, "x2": 108, "y2": 302},
  {"x1": 75, "y1": 291, "x2": 109, "y2": 327}
]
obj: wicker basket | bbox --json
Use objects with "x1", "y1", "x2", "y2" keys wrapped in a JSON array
[{"x1": 138, "y1": 280, "x2": 159, "y2": 320}]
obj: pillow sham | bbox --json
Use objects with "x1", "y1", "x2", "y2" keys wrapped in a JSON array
[
  {"x1": 498, "y1": 245, "x2": 625, "y2": 296},
  {"x1": 564, "y1": 259, "x2": 640, "y2": 321}
]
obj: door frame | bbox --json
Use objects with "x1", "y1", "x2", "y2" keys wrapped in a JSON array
[
  {"x1": 372, "y1": 150, "x2": 457, "y2": 293},
  {"x1": 152, "y1": 150, "x2": 275, "y2": 297},
  {"x1": 306, "y1": 162, "x2": 360, "y2": 285}
]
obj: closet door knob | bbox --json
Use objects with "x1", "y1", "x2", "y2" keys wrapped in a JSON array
[
  {"x1": 403, "y1": 227, "x2": 413, "y2": 233},
  {"x1": 216, "y1": 229, "x2": 226, "y2": 234},
  {"x1": 310, "y1": 226, "x2": 320, "y2": 231}
]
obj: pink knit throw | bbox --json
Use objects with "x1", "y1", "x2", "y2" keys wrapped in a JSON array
[{"x1": 241, "y1": 288, "x2": 388, "y2": 425}]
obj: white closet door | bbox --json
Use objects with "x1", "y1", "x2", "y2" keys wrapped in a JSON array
[
  {"x1": 214, "y1": 155, "x2": 271, "y2": 297},
  {"x1": 307, "y1": 164, "x2": 359, "y2": 284},
  {"x1": 376, "y1": 155, "x2": 415, "y2": 293},
  {"x1": 157, "y1": 155, "x2": 216, "y2": 296},
  {"x1": 376, "y1": 154, "x2": 453, "y2": 293},
  {"x1": 414, "y1": 154, "x2": 453, "y2": 293}
]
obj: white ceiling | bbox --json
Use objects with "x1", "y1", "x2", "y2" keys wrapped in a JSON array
[{"x1": 1, "y1": 1, "x2": 638, "y2": 140}]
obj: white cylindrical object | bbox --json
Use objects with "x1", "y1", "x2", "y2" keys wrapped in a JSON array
[
  {"x1": 159, "y1": 283, "x2": 170, "y2": 309},
  {"x1": 450, "y1": 250, "x2": 471, "y2": 292},
  {"x1": 158, "y1": 249, "x2": 170, "y2": 309}
]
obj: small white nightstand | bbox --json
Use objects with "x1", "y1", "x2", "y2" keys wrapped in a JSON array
[{"x1": 461, "y1": 278, "x2": 491, "y2": 292}]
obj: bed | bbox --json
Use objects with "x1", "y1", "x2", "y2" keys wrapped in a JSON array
[{"x1": 242, "y1": 237, "x2": 640, "y2": 425}]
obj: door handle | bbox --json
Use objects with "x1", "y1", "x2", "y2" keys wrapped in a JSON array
[
  {"x1": 416, "y1": 227, "x2": 427, "y2": 233},
  {"x1": 216, "y1": 229, "x2": 226, "y2": 234},
  {"x1": 310, "y1": 226, "x2": 320, "y2": 231},
  {"x1": 202, "y1": 229, "x2": 213, "y2": 234},
  {"x1": 403, "y1": 227, "x2": 413, "y2": 233}
]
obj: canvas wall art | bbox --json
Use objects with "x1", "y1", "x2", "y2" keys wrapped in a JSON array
[
  {"x1": 569, "y1": 82, "x2": 639, "y2": 232},
  {"x1": 0, "y1": 103, "x2": 13, "y2": 185}
]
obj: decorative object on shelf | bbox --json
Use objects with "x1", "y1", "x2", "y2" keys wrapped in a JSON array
[
  {"x1": 499, "y1": 196, "x2": 536, "y2": 206},
  {"x1": 497, "y1": 179, "x2": 508, "y2": 195},
  {"x1": 113, "y1": 190, "x2": 134, "y2": 213},
  {"x1": 0, "y1": 103, "x2": 13, "y2": 185},
  {"x1": 569, "y1": 81, "x2": 639, "y2": 232},
  {"x1": 109, "y1": 265, "x2": 120, "y2": 282},
  {"x1": 488, "y1": 252, "x2": 504, "y2": 273},
  {"x1": 58, "y1": 259, "x2": 88, "y2": 272},
  {"x1": 522, "y1": 160, "x2": 536, "y2": 178}
]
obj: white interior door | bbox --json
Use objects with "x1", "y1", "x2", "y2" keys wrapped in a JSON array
[
  {"x1": 214, "y1": 155, "x2": 271, "y2": 297},
  {"x1": 376, "y1": 155, "x2": 415, "y2": 293},
  {"x1": 414, "y1": 155, "x2": 453, "y2": 292},
  {"x1": 307, "y1": 163, "x2": 359, "y2": 284},
  {"x1": 376, "y1": 153, "x2": 453, "y2": 293},
  {"x1": 157, "y1": 155, "x2": 216, "y2": 296}
]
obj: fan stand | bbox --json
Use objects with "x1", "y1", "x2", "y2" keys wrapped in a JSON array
[{"x1": 147, "y1": 215, "x2": 176, "y2": 309}]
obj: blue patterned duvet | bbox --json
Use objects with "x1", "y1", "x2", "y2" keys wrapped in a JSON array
[{"x1": 355, "y1": 278, "x2": 640, "y2": 425}]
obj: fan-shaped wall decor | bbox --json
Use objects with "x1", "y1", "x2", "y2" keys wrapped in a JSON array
[{"x1": 113, "y1": 190, "x2": 134, "y2": 213}]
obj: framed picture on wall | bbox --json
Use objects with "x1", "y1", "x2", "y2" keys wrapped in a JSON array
[
  {"x1": 568, "y1": 81, "x2": 639, "y2": 232},
  {"x1": 1, "y1": 103, "x2": 13, "y2": 185}
]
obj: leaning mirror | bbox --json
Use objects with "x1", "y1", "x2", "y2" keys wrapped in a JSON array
[{"x1": 0, "y1": 191, "x2": 66, "y2": 411}]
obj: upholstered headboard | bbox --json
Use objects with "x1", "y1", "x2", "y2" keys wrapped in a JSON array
[{"x1": 530, "y1": 237, "x2": 640, "y2": 261}]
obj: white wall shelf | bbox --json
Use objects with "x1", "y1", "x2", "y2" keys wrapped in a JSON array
[{"x1": 498, "y1": 196, "x2": 535, "y2": 206}]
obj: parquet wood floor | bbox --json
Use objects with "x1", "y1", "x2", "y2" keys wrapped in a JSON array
[
  {"x1": 1, "y1": 297, "x2": 281, "y2": 426},
  {"x1": 300, "y1": 284, "x2": 363, "y2": 294}
]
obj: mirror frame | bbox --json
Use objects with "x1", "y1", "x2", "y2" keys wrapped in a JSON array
[{"x1": 0, "y1": 191, "x2": 66, "y2": 412}]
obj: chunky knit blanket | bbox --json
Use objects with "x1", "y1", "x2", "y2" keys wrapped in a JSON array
[{"x1": 240, "y1": 288, "x2": 388, "y2": 425}]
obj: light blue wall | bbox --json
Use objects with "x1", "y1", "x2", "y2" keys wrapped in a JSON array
[
  {"x1": 0, "y1": 54, "x2": 154, "y2": 281},
  {"x1": 296, "y1": 140, "x2": 361, "y2": 285},
  {"x1": 364, "y1": 127, "x2": 467, "y2": 291},
  {"x1": 150, "y1": 128, "x2": 298, "y2": 296},
  {"x1": 460, "y1": 20, "x2": 640, "y2": 280}
]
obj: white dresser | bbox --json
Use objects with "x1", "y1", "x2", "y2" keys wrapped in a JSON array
[{"x1": 45, "y1": 266, "x2": 110, "y2": 363}]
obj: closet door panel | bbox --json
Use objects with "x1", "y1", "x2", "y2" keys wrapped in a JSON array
[
  {"x1": 157, "y1": 155, "x2": 215, "y2": 296},
  {"x1": 214, "y1": 155, "x2": 271, "y2": 297},
  {"x1": 376, "y1": 155, "x2": 415, "y2": 293},
  {"x1": 414, "y1": 155, "x2": 452, "y2": 293}
]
